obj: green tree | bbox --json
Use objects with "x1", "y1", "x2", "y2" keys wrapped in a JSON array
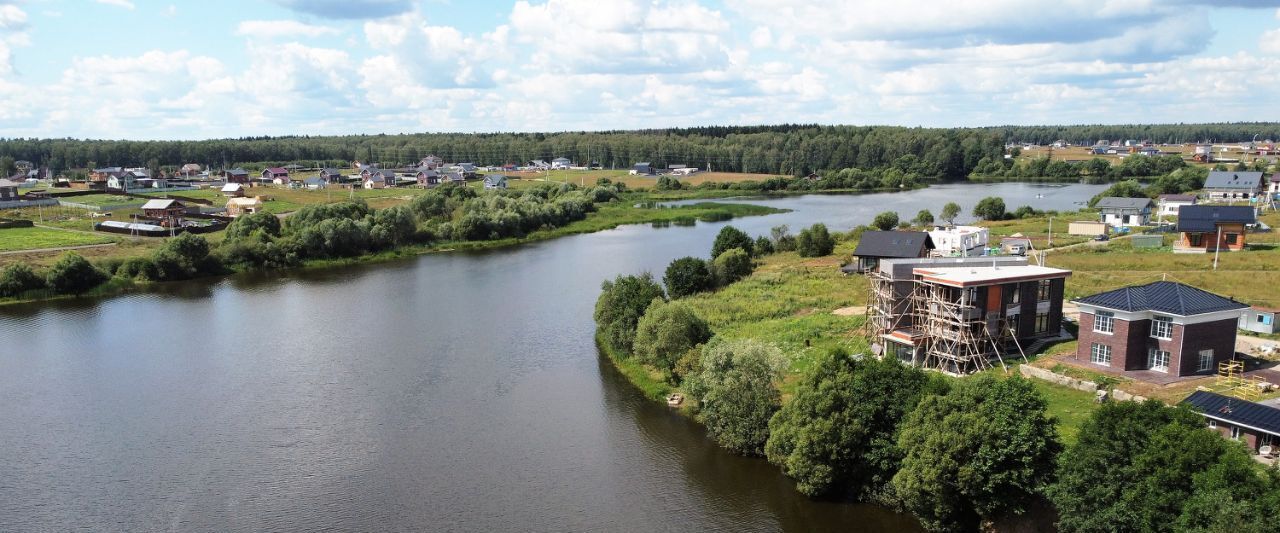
[
  {"x1": 224, "y1": 211, "x2": 282, "y2": 240},
  {"x1": 593, "y1": 273, "x2": 666, "y2": 354},
  {"x1": 1084, "y1": 157, "x2": 1111, "y2": 176},
  {"x1": 0, "y1": 263, "x2": 46, "y2": 297},
  {"x1": 46, "y1": 252, "x2": 108, "y2": 295},
  {"x1": 1177, "y1": 448, "x2": 1280, "y2": 532},
  {"x1": 753, "y1": 235, "x2": 775, "y2": 255},
  {"x1": 796, "y1": 223, "x2": 835, "y2": 257},
  {"x1": 1089, "y1": 179, "x2": 1147, "y2": 206},
  {"x1": 664, "y1": 257, "x2": 714, "y2": 298},
  {"x1": 712, "y1": 225, "x2": 754, "y2": 259},
  {"x1": 971, "y1": 196, "x2": 1006, "y2": 221},
  {"x1": 893, "y1": 376, "x2": 1061, "y2": 532},
  {"x1": 0, "y1": 155, "x2": 14, "y2": 177},
  {"x1": 913, "y1": 209, "x2": 935, "y2": 227},
  {"x1": 152, "y1": 233, "x2": 213, "y2": 280},
  {"x1": 711, "y1": 247, "x2": 753, "y2": 286},
  {"x1": 766, "y1": 352, "x2": 945, "y2": 499},
  {"x1": 632, "y1": 299, "x2": 713, "y2": 381},
  {"x1": 771, "y1": 225, "x2": 796, "y2": 252},
  {"x1": 685, "y1": 339, "x2": 785, "y2": 455},
  {"x1": 872, "y1": 211, "x2": 900, "y2": 231},
  {"x1": 1251, "y1": 158, "x2": 1271, "y2": 172},
  {"x1": 940, "y1": 202, "x2": 962, "y2": 225}
]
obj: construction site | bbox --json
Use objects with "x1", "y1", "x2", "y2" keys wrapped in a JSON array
[{"x1": 868, "y1": 256, "x2": 1073, "y2": 375}]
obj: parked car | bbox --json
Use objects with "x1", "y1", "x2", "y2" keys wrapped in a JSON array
[{"x1": 1093, "y1": 234, "x2": 1109, "y2": 241}]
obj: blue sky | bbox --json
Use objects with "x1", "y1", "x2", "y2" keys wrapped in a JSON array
[{"x1": 1, "y1": 0, "x2": 1279, "y2": 139}]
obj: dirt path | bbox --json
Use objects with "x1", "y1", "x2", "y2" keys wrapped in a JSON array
[
  {"x1": 832, "y1": 306, "x2": 867, "y2": 316},
  {"x1": 0, "y1": 242, "x2": 117, "y2": 256}
]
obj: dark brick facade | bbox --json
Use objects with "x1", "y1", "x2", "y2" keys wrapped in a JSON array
[{"x1": 1076, "y1": 312, "x2": 1238, "y2": 377}]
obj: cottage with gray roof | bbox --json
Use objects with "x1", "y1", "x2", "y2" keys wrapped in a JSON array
[
  {"x1": 1175, "y1": 205, "x2": 1255, "y2": 252},
  {"x1": 845, "y1": 231, "x2": 935, "y2": 274},
  {"x1": 1095, "y1": 197, "x2": 1154, "y2": 227},
  {"x1": 1073, "y1": 281, "x2": 1247, "y2": 377},
  {"x1": 1203, "y1": 171, "x2": 1264, "y2": 200},
  {"x1": 1182, "y1": 391, "x2": 1280, "y2": 454}
]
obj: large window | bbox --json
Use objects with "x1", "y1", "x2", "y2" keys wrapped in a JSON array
[
  {"x1": 1090, "y1": 343, "x2": 1112, "y2": 365},
  {"x1": 1008, "y1": 286, "x2": 1020, "y2": 306},
  {"x1": 1198, "y1": 349, "x2": 1214, "y2": 372},
  {"x1": 1148, "y1": 348, "x2": 1171, "y2": 372},
  {"x1": 1094, "y1": 311, "x2": 1115, "y2": 334},
  {"x1": 1151, "y1": 315, "x2": 1173, "y2": 339},
  {"x1": 1037, "y1": 280, "x2": 1052, "y2": 301},
  {"x1": 1035, "y1": 313, "x2": 1051, "y2": 334},
  {"x1": 1189, "y1": 234, "x2": 1203, "y2": 247},
  {"x1": 1230, "y1": 426, "x2": 1241, "y2": 440}
]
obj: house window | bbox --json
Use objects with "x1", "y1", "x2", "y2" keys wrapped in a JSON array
[
  {"x1": 1189, "y1": 234, "x2": 1203, "y2": 247},
  {"x1": 1094, "y1": 311, "x2": 1115, "y2": 334},
  {"x1": 1151, "y1": 316, "x2": 1173, "y2": 339},
  {"x1": 1148, "y1": 348, "x2": 1171, "y2": 372},
  {"x1": 1230, "y1": 426, "x2": 1241, "y2": 440},
  {"x1": 1090, "y1": 343, "x2": 1112, "y2": 365},
  {"x1": 1008, "y1": 286, "x2": 1020, "y2": 306},
  {"x1": 1198, "y1": 349, "x2": 1214, "y2": 372},
  {"x1": 1037, "y1": 280, "x2": 1052, "y2": 301},
  {"x1": 1208, "y1": 419, "x2": 1217, "y2": 429},
  {"x1": 1225, "y1": 233, "x2": 1239, "y2": 245},
  {"x1": 1035, "y1": 313, "x2": 1051, "y2": 334}
]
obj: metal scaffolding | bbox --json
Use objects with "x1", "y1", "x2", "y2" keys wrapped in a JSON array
[{"x1": 909, "y1": 278, "x2": 1026, "y2": 375}]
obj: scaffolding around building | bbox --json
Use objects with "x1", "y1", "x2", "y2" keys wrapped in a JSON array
[{"x1": 909, "y1": 277, "x2": 1027, "y2": 375}]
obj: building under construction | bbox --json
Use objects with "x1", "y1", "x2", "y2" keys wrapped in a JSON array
[{"x1": 868, "y1": 256, "x2": 1071, "y2": 375}]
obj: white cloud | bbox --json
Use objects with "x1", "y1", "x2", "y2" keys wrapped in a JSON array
[
  {"x1": 94, "y1": 0, "x2": 136, "y2": 10},
  {"x1": 236, "y1": 20, "x2": 341, "y2": 37}
]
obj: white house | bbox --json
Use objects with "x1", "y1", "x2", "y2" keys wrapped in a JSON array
[
  {"x1": 927, "y1": 225, "x2": 989, "y2": 257},
  {"x1": 1095, "y1": 197, "x2": 1154, "y2": 227},
  {"x1": 551, "y1": 157, "x2": 572, "y2": 169},
  {"x1": 1157, "y1": 194, "x2": 1196, "y2": 218},
  {"x1": 484, "y1": 174, "x2": 509, "y2": 190}
]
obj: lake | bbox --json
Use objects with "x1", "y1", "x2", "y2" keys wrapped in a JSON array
[{"x1": 0, "y1": 182, "x2": 1106, "y2": 531}]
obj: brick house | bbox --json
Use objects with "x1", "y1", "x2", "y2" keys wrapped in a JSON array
[
  {"x1": 140, "y1": 199, "x2": 187, "y2": 227},
  {"x1": 1175, "y1": 205, "x2": 1255, "y2": 252},
  {"x1": 1182, "y1": 391, "x2": 1280, "y2": 453},
  {"x1": 1073, "y1": 281, "x2": 1247, "y2": 377},
  {"x1": 226, "y1": 168, "x2": 250, "y2": 184}
]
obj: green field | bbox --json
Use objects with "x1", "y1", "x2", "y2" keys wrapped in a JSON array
[
  {"x1": 980, "y1": 210, "x2": 1096, "y2": 250},
  {"x1": 0, "y1": 226, "x2": 115, "y2": 252}
]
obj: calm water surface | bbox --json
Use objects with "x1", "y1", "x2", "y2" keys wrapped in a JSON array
[{"x1": 0, "y1": 183, "x2": 1104, "y2": 531}]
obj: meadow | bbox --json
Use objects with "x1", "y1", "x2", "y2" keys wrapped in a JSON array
[{"x1": 0, "y1": 226, "x2": 115, "y2": 252}]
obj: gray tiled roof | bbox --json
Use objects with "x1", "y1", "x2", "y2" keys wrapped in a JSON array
[
  {"x1": 1074, "y1": 280, "x2": 1247, "y2": 316},
  {"x1": 1183, "y1": 391, "x2": 1280, "y2": 436},
  {"x1": 1203, "y1": 171, "x2": 1263, "y2": 190},
  {"x1": 853, "y1": 231, "x2": 935, "y2": 259},
  {"x1": 1094, "y1": 197, "x2": 1153, "y2": 210},
  {"x1": 1176, "y1": 205, "x2": 1255, "y2": 233}
]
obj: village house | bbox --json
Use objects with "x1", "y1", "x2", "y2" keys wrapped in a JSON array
[
  {"x1": 1182, "y1": 391, "x2": 1280, "y2": 454},
  {"x1": 226, "y1": 168, "x2": 250, "y2": 184},
  {"x1": 1240, "y1": 307, "x2": 1280, "y2": 335},
  {"x1": 551, "y1": 157, "x2": 572, "y2": 169},
  {"x1": 528, "y1": 159, "x2": 550, "y2": 170},
  {"x1": 1202, "y1": 170, "x2": 1264, "y2": 201},
  {"x1": 671, "y1": 167, "x2": 699, "y2": 176},
  {"x1": 107, "y1": 169, "x2": 148, "y2": 190},
  {"x1": 141, "y1": 199, "x2": 187, "y2": 227},
  {"x1": 1073, "y1": 281, "x2": 1247, "y2": 377},
  {"x1": 443, "y1": 171, "x2": 465, "y2": 185},
  {"x1": 927, "y1": 225, "x2": 989, "y2": 257},
  {"x1": 225, "y1": 196, "x2": 263, "y2": 217},
  {"x1": 179, "y1": 163, "x2": 202, "y2": 177},
  {"x1": 415, "y1": 167, "x2": 439, "y2": 188},
  {"x1": 1095, "y1": 197, "x2": 1154, "y2": 227},
  {"x1": 1268, "y1": 174, "x2": 1280, "y2": 199},
  {"x1": 318, "y1": 168, "x2": 342, "y2": 184},
  {"x1": 1157, "y1": 194, "x2": 1196, "y2": 218},
  {"x1": 630, "y1": 162, "x2": 655, "y2": 176},
  {"x1": 0, "y1": 178, "x2": 19, "y2": 201},
  {"x1": 363, "y1": 169, "x2": 396, "y2": 189},
  {"x1": 868, "y1": 256, "x2": 1070, "y2": 375},
  {"x1": 221, "y1": 183, "x2": 245, "y2": 197},
  {"x1": 90, "y1": 166, "x2": 124, "y2": 183},
  {"x1": 1175, "y1": 205, "x2": 1255, "y2": 252},
  {"x1": 263, "y1": 167, "x2": 289, "y2": 184},
  {"x1": 304, "y1": 177, "x2": 325, "y2": 190},
  {"x1": 845, "y1": 230, "x2": 935, "y2": 274},
  {"x1": 484, "y1": 174, "x2": 509, "y2": 190},
  {"x1": 419, "y1": 155, "x2": 444, "y2": 170}
]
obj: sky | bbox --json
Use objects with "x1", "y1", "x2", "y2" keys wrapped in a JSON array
[{"x1": 0, "y1": 0, "x2": 1279, "y2": 140}]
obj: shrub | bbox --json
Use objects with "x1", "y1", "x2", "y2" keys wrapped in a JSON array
[
  {"x1": 224, "y1": 211, "x2": 281, "y2": 240},
  {"x1": 914, "y1": 209, "x2": 935, "y2": 227},
  {"x1": 632, "y1": 299, "x2": 713, "y2": 381},
  {"x1": 796, "y1": 223, "x2": 835, "y2": 257},
  {"x1": 972, "y1": 196, "x2": 1006, "y2": 221},
  {"x1": 711, "y1": 225, "x2": 754, "y2": 259},
  {"x1": 0, "y1": 263, "x2": 46, "y2": 297},
  {"x1": 685, "y1": 339, "x2": 786, "y2": 456},
  {"x1": 116, "y1": 257, "x2": 159, "y2": 281},
  {"x1": 46, "y1": 252, "x2": 108, "y2": 295},
  {"x1": 711, "y1": 247, "x2": 753, "y2": 286},
  {"x1": 594, "y1": 273, "x2": 666, "y2": 353},
  {"x1": 772, "y1": 225, "x2": 797, "y2": 252},
  {"x1": 872, "y1": 211, "x2": 899, "y2": 231},
  {"x1": 664, "y1": 257, "x2": 715, "y2": 298},
  {"x1": 753, "y1": 235, "x2": 774, "y2": 255},
  {"x1": 152, "y1": 233, "x2": 214, "y2": 281}
]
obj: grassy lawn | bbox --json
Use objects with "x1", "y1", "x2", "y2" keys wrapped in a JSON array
[
  {"x1": 53, "y1": 193, "x2": 144, "y2": 207},
  {"x1": 0, "y1": 226, "x2": 116, "y2": 252},
  {"x1": 979, "y1": 210, "x2": 1096, "y2": 250},
  {"x1": 1026, "y1": 378, "x2": 1097, "y2": 445}
]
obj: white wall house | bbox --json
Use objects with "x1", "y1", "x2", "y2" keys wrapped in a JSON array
[
  {"x1": 927, "y1": 225, "x2": 989, "y2": 257},
  {"x1": 1157, "y1": 194, "x2": 1196, "y2": 218}
]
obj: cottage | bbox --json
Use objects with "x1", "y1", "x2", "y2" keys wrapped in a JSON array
[
  {"x1": 452, "y1": 163, "x2": 477, "y2": 175},
  {"x1": 551, "y1": 157, "x2": 572, "y2": 169},
  {"x1": 226, "y1": 168, "x2": 250, "y2": 184},
  {"x1": 179, "y1": 163, "x2": 202, "y2": 177},
  {"x1": 443, "y1": 171, "x2": 465, "y2": 185},
  {"x1": 1095, "y1": 197, "x2": 1154, "y2": 227},
  {"x1": 484, "y1": 174, "x2": 509, "y2": 190},
  {"x1": 419, "y1": 155, "x2": 444, "y2": 170},
  {"x1": 0, "y1": 178, "x2": 19, "y2": 201},
  {"x1": 1239, "y1": 307, "x2": 1280, "y2": 335},
  {"x1": 304, "y1": 177, "x2": 326, "y2": 190},
  {"x1": 415, "y1": 168, "x2": 440, "y2": 188},
  {"x1": 528, "y1": 159, "x2": 550, "y2": 170},
  {"x1": 869, "y1": 257, "x2": 1070, "y2": 375},
  {"x1": 629, "y1": 162, "x2": 655, "y2": 176},
  {"x1": 845, "y1": 230, "x2": 935, "y2": 274},
  {"x1": 927, "y1": 226, "x2": 989, "y2": 257},
  {"x1": 263, "y1": 167, "x2": 289, "y2": 184},
  {"x1": 363, "y1": 170, "x2": 393, "y2": 189},
  {"x1": 1157, "y1": 194, "x2": 1196, "y2": 218},
  {"x1": 225, "y1": 197, "x2": 263, "y2": 217},
  {"x1": 107, "y1": 169, "x2": 148, "y2": 191},
  {"x1": 318, "y1": 168, "x2": 342, "y2": 184},
  {"x1": 1202, "y1": 171, "x2": 1264, "y2": 201},
  {"x1": 1182, "y1": 391, "x2": 1280, "y2": 454},
  {"x1": 221, "y1": 183, "x2": 245, "y2": 197},
  {"x1": 1073, "y1": 281, "x2": 1247, "y2": 377},
  {"x1": 1175, "y1": 205, "x2": 1255, "y2": 252},
  {"x1": 140, "y1": 199, "x2": 186, "y2": 226}
]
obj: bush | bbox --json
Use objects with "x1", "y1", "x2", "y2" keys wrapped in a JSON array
[
  {"x1": 224, "y1": 211, "x2": 281, "y2": 240},
  {"x1": 711, "y1": 225, "x2": 754, "y2": 259},
  {"x1": 0, "y1": 263, "x2": 46, "y2": 297},
  {"x1": 46, "y1": 252, "x2": 108, "y2": 295},
  {"x1": 664, "y1": 256, "x2": 715, "y2": 298},
  {"x1": 632, "y1": 299, "x2": 713, "y2": 381},
  {"x1": 972, "y1": 196, "x2": 1006, "y2": 221},
  {"x1": 116, "y1": 257, "x2": 159, "y2": 281},
  {"x1": 594, "y1": 273, "x2": 666, "y2": 353},
  {"x1": 685, "y1": 339, "x2": 786, "y2": 456},
  {"x1": 872, "y1": 211, "x2": 899, "y2": 231},
  {"x1": 914, "y1": 209, "x2": 934, "y2": 227},
  {"x1": 753, "y1": 235, "x2": 774, "y2": 255},
  {"x1": 772, "y1": 225, "x2": 797, "y2": 252},
  {"x1": 711, "y1": 247, "x2": 753, "y2": 286},
  {"x1": 152, "y1": 233, "x2": 214, "y2": 281},
  {"x1": 796, "y1": 223, "x2": 835, "y2": 257}
]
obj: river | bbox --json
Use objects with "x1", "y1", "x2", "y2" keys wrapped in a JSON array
[{"x1": 0, "y1": 182, "x2": 1106, "y2": 531}]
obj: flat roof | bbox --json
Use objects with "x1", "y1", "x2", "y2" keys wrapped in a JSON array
[{"x1": 914, "y1": 264, "x2": 1071, "y2": 287}]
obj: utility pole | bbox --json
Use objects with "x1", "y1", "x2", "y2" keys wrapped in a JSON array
[
  {"x1": 1048, "y1": 216, "x2": 1053, "y2": 248},
  {"x1": 1213, "y1": 225, "x2": 1223, "y2": 270}
]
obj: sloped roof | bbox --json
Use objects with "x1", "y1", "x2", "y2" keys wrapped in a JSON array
[
  {"x1": 319, "y1": 168, "x2": 340, "y2": 176},
  {"x1": 1176, "y1": 205, "x2": 1256, "y2": 233},
  {"x1": 264, "y1": 167, "x2": 288, "y2": 175},
  {"x1": 1158, "y1": 194, "x2": 1196, "y2": 202},
  {"x1": 221, "y1": 183, "x2": 243, "y2": 192},
  {"x1": 1182, "y1": 391, "x2": 1280, "y2": 436},
  {"x1": 1094, "y1": 197, "x2": 1153, "y2": 210},
  {"x1": 1074, "y1": 280, "x2": 1247, "y2": 316},
  {"x1": 141, "y1": 199, "x2": 182, "y2": 210},
  {"x1": 485, "y1": 174, "x2": 508, "y2": 185},
  {"x1": 1203, "y1": 171, "x2": 1263, "y2": 190},
  {"x1": 226, "y1": 197, "x2": 262, "y2": 207},
  {"x1": 853, "y1": 231, "x2": 935, "y2": 259}
]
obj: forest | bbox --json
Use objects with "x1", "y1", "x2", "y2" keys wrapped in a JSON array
[{"x1": 3, "y1": 123, "x2": 1276, "y2": 181}]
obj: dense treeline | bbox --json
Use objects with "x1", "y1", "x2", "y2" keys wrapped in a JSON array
[
  {"x1": 972, "y1": 154, "x2": 1191, "y2": 182},
  {"x1": 987, "y1": 122, "x2": 1280, "y2": 146}
]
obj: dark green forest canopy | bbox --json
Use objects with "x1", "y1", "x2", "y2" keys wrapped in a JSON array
[{"x1": 3, "y1": 123, "x2": 1277, "y2": 179}]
